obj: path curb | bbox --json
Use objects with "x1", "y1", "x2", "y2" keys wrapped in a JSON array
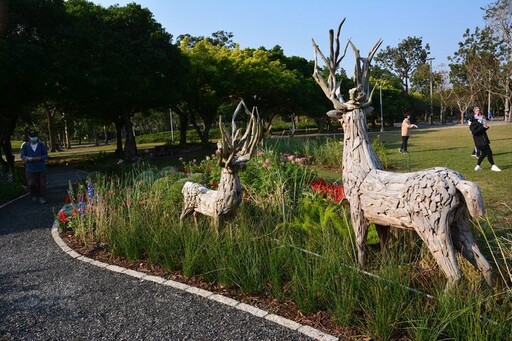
[{"x1": 50, "y1": 221, "x2": 339, "y2": 341}]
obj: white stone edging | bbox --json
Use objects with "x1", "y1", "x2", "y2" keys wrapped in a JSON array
[{"x1": 51, "y1": 220, "x2": 338, "y2": 341}]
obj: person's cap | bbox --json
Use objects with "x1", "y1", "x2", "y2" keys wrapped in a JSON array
[{"x1": 28, "y1": 130, "x2": 37, "y2": 137}]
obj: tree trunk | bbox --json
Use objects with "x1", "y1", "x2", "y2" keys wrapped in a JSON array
[
  {"x1": 121, "y1": 112, "x2": 138, "y2": 161},
  {"x1": 0, "y1": 115, "x2": 17, "y2": 177},
  {"x1": 114, "y1": 119, "x2": 124, "y2": 157},
  {"x1": 45, "y1": 106, "x2": 58, "y2": 152},
  {"x1": 190, "y1": 114, "x2": 210, "y2": 145},
  {"x1": 93, "y1": 127, "x2": 99, "y2": 146},
  {"x1": 63, "y1": 115, "x2": 71, "y2": 149},
  {"x1": 178, "y1": 112, "x2": 188, "y2": 145}
]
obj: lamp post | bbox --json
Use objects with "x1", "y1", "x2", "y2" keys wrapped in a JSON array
[
  {"x1": 169, "y1": 108, "x2": 174, "y2": 143},
  {"x1": 427, "y1": 57, "x2": 435, "y2": 125},
  {"x1": 487, "y1": 70, "x2": 491, "y2": 118},
  {"x1": 380, "y1": 83, "x2": 384, "y2": 132}
]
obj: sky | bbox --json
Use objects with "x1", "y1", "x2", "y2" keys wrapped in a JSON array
[{"x1": 91, "y1": 0, "x2": 494, "y2": 75}]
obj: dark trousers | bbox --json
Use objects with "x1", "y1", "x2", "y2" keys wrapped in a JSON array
[
  {"x1": 26, "y1": 171, "x2": 47, "y2": 199},
  {"x1": 477, "y1": 145, "x2": 495, "y2": 166},
  {"x1": 472, "y1": 145, "x2": 481, "y2": 157},
  {"x1": 400, "y1": 136, "x2": 409, "y2": 152}
]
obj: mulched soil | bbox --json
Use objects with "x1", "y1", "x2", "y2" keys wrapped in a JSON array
[{"x1": 60, "y1": 230, "x2": 370, "y2": 340}]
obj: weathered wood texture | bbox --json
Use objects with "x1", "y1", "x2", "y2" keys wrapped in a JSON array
[
  {"x1": 312, "y1": 20, "x2": 492, "y2": 289},
  {"x1": 180, "y1": 100, "x2": 262, "y2": 229}
]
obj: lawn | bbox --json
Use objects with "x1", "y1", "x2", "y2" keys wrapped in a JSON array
[{"x1": 373, "y1": 122, "x2": 511, "y2": 225}]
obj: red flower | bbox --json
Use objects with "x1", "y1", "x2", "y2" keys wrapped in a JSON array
[
  {"x1": 310, "y1": 178, "x2": 345, "y2": 203},
  {"x1": 58, "y1": 211, "x2": 68, "y2": 223},
  {"x1": 209, "y1": 180, "x2": 218, "y2": 189},
  {"x1": 64, "y1": 196, "x2": 72, "y2": 204}
]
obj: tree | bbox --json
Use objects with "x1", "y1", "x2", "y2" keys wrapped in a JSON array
[
  {"x1": 483, "y1": 0, "x2": 512, "y2": 121},
  {"x1": 62, "y1": 2, "x2": 188, "y2": 160},
  {"x1": 263, "y1": 46, "x2": 346, "y2": 131},
  {"x1": 178, "y1": 38, "x2": 304, "y2": 144},
  {"x1": 178, "y1": 38, "x2": 235, "y2": 144},
  {"x1": 449, "y1": 26, "x2": 502, "y2": 120},
  {"x1": 369, "y1": 66, "x2": 411, "y2": 125},
  {"x1": 375, "y1": 36, "x2": 430, "y2": 94},
  {"x1": 0, "y1": 0, "x2": 67, "y2": 172},
  {"x1": 177, "y1": 30, "x2": 235, "y2": 49}
]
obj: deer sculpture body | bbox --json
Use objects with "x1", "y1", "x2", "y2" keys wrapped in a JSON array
[
  {"x1": 180, "y1": 100, "x2": 262, "y2": 229},
  {"x1": 312, "y1": 20, "x2": 493, "y2": 289}
]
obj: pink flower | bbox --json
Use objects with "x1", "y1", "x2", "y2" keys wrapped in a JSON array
[{"x1": 295, "y1": 157, "x2": 307, "y2": 165}]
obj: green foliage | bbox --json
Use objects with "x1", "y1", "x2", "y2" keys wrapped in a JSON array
[
  {"x1": 375, "y1": 36, "x2": 430, "y2": 94},
  {"x1": 264, "y1": 137, "x2": 343, "y2": 168},
  {"x1": 371, "y1": 136, "x2": 390, "y2": 169}
]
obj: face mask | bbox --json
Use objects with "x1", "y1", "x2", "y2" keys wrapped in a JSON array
[{"x1": 30, "y1": 137, "x2": 38, "y2": 143}]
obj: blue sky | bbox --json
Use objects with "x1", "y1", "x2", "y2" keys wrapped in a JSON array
[{"x1": 91, "y1": 0, "x2": 493, "y2": 75}]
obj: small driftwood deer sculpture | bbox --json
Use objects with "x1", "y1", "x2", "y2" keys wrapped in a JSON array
[
  {"x1": 180, "y1": 100, "x2": 263, "y2": 230},
  {"x1": 312, "y1": 19, "x2": 493, "y2": 290}
]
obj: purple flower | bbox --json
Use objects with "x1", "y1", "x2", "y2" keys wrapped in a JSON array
[{"x1": 87, "y1": 181, "x2": 94, "y2": 201}]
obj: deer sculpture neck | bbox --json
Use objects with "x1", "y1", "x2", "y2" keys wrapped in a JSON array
[
  {"x1": 339, "y1": 108, "x2": 383, "y2": 198},
  {"x1": 217, "y1": 167, "x2": 242, "y2": 214}
]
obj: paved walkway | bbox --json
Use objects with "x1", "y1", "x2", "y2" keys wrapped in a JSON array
[{"x1": 0, "y1": 166, "x2": 332, "y2": 340}]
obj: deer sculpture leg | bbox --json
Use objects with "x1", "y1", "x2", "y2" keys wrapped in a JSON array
[
  {"x1": 351, "y1": 205, "x2": 370, "y2": 267},
  {"x1": 180, "y1": 207, "x2": 193, "y2": 223},
  {"x1": 414, "y1": 211, "x2": 462, "y2": 290},
  {"x1": 451, "y1": 207, "x2": 493, "y2": 286}
]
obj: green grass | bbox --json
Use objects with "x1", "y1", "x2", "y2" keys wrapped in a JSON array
[{"x1": 371, "y1": 123, "x2": 512, "y2": 224}]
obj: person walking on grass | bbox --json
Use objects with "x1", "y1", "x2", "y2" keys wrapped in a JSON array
[
  {"x1": 470, "y1": 106, "x2": 485, "y2": 158},
  {"x1": 469, "y1": 115, "x2": 501, "y2": 172},
  {"x1": 20, "y1": 130, "x2": 48, "y2": 203},
  {"x1": 399, "y1": 113, "x2": 418, "y2": 153}
]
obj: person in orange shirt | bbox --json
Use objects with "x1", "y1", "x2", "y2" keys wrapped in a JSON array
[{"x1": 399, "y1": 113, "x2": 418, "y2": 153}]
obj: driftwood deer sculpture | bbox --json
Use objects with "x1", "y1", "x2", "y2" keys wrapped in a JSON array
[
  {"x1": 312, "y1": 20, "x2": 493, "y2": 290},
  {"x1": 180, "y1": 100, "x2": 263, "y2": 229}
]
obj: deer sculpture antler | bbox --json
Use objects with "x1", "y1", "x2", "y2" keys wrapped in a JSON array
[
  {"x1": 312, "y1": 18, "x2": 382, "y2": 118},
  {"x1": 348, "y1": 38, "x2": 382, "y2": 106},
  {"x1": 218, "y1": 100, "x2": 262, "y2": 171},
  {"x1": 312, "y1": 18, "x2": 349, "y2": 112}
]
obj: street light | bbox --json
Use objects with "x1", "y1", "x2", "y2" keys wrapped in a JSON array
[
  {"x1": 379, "y1": 83, "x2": 384, "y2": 132},
  {"x1": 427, "y1": 57, "x2": 435, "y2": 125},
  {"x1": 169, "y1": 108, "x2": 174, "y2": 143}
]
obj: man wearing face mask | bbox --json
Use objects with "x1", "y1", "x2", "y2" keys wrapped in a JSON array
[{"x1": 20, "y1": 130, "x2": 48, "y2": 204}]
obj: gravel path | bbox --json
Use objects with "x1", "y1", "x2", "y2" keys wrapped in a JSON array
[{"x1": 0, "y1": 167, "x2": 322, "y2": 340}]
